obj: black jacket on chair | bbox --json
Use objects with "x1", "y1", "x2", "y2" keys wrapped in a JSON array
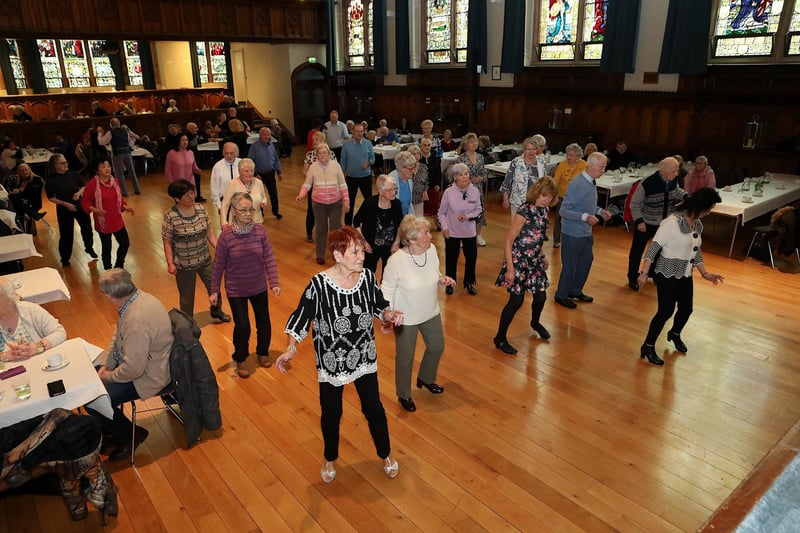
[{"x1": 169, "y1": 309, "x2": 222, "y2": 447}]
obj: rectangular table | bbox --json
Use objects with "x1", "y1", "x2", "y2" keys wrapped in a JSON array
[
  {"x1": 0, "y1": 234, "x2": 41, "y2": 263},
  {"x1": 373, "y1": 144, "x2": 403, "y2": 174},
  {"x1": 197, "y1": 132, "x2": 260, "y2": 152},
  {"x1": 712, "y1": 174, "x2": 800, "y2": 257},
  {"x1": 0, "y1": 267, "x2": 71, "y2": 304},
  {"x1": 22, "y1": 149, "x2": 54, "y2": 166},
  {"x1": 595, "y1": 164, "x2": 659, "y2": 208},
  {"x1": 0, "y1": 338, "x2": 113, "y2": 429}
]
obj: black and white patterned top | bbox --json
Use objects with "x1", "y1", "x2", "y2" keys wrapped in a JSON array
[
  {"x1": 284, "y1": 268, "x2": 391, "y2": 386},
  {"x1": 645, "y1": 214, "x2": 704, "y2": 279}
]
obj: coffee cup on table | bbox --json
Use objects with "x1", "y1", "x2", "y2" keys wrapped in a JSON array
[{"x1": 47, "y1": 354, "x2": 63, "y2": 368}]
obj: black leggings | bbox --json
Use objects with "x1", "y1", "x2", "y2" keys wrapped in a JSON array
[
  {"x1": 644, "y1": 273, "x2": 693, "y2": 345},
  {"x1": 98, "y1": 227, "x2": 130, "y2": 270},
  {"x1": 495, "y1": 290, "x2": 546, "y2": 341}
]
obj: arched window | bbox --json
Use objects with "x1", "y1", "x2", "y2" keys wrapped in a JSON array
[
  {"x1": 346, "y1": 0, "x2": 374, "y2": 68},
  {"x1": 196, "y1": 41, "x2": 228, "y2": 84},
  {"x1": 712, "y1": 0, "x2": 800, "y2": 59},
  {"x1": 424, "y1": 0, "x2": 469, "y2": 65},
  {"x1": 537, "y1": 0, "x2": 608, "y2": 61},
  {"x1": 6, "y1": 39, "x2": 27, "y2": 89},
  {"x1": 123, "y1": 41, "x2": 143, "y2": 86}
]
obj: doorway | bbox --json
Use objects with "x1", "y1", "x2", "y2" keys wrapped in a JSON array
[{"x1": 291, "y1": 62, "x2": 329, "y2": 144}]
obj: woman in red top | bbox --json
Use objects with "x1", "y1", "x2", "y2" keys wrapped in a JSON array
[
  {"x1": 165, "y1": 134, "x2": 201, "y2": 184},
  {"x1": 82, "y1": 156, "x2": 135, "y2": 270}
]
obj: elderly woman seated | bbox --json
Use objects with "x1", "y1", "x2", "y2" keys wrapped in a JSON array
[
  {"x1": 683, "y1": 155, "x2": 716, "y2": 195},
  {"x1": 0, "y1": 279, "x2": 67, "y2": 362}
]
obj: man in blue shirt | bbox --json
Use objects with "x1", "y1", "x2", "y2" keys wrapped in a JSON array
[
  {"x1": 340, "y1": 124, "x2": 375, "y2": 225},
  {"x1": 555, "y1": 152, "x2": 612, "y2": 308},
  {"x1": 248, "y1": 127, "x2": 283, "y2": 219}
]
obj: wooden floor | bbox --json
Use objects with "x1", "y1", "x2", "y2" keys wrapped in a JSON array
[{"x1": 2, "y1": 150, "x2": 799, "y2": 532}]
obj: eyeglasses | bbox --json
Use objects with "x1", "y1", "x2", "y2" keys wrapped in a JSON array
[
  {"x1": 233, "y1": 207, "x2": 256, "y2": 214},
  {"x1": 383, "y1": 187, "x2": 398, "y2": 193}
]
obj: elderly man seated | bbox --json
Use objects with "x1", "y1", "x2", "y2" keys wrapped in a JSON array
[
  {"x1": 85, "y1": 269, "x2": 173, "y2": 461},
  {"x1": 376, "y1": 126, "x2": 400, "y2": 145},
  {"x1": 606, "y1": 140, "x2": 636, "y2": 171}
]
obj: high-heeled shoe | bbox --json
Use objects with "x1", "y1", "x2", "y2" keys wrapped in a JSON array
[
  {"x1": 640, "y1": 344, "x2": 664, "y2": 365},
  {"x1": 383, "y1": 457, "x2": 399, "y2": 478},
  {"x1": 320, "y1": 461, "x2": 336, "y2": 483},
  {"x1": 416, "y1": 378, "x2": 444, "y2": 394},
  {"x1": 493, "y1": 337, "x2": 518, "y2": 355},
  {"x1": 398, "y1": 397, "x2": 416, "y2": 412},
  {"x1": 667, "y1": 331, "x2": 688, "y2": 353},
  {"x1": 531, "y1": 322, "x2": 551, "y2": 340}
]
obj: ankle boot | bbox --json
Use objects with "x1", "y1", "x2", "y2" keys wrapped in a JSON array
[
  {"x1": 210, "y1": 305, "x2": 231, "y2": 322},
  {"x1": 640, "y1": 344, "x2": 664, "y2": 365}
]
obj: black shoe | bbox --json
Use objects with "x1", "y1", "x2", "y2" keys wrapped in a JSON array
[
  {"x1": 398, "y1": 397, "x2": 416, "y2": 412},
  {"x1": 667, "y1": 331, "x2": 688, "y2": 353},
  {"x1": 33, "y1": 211, "x2": 46, "y2": 220},
  {"x1": 86, "y1": 248, "x2": 98, "y2": 259},
  {"x1": 416, "y1": 378, "x2": 444, "y2": 394},
  {"x1": 195, "y1": 196, "x2": 207, "y2": 202},
  {"x1": 275, "y1": 213, "x2": 283, "y2": 220},
  {"x1": 134, "y1": 190, "x2": 141, "y2": 195},
  {"x1": 569, "y1": 293, "x2": 593, "y2": 302},
  {"x1": 100, "y1": 434, "x2": 119, "y2": 456},
  {"x1": 543, "y1": 234, "x2": 549, "y2": 241},
  {"x1": 628, "y1": 280, "x2": 639, "y2": 291},
  {"x1": 555, "y1": 297, "x2": 577, "y2": 309},
  {"x1": 445, "y1": 285, "x2": 454, "y2": 295},
  {"x1": 306, "y1": 235, "x2": 313, "y2": 243},
  {"x1": 109, "y1": 426, "x2": 149, "y2": 461},
  {"x1": 210, "y1": 305, "x2": 231, "y2": 323},
  {"x1": 531, "y1": 322, "x2": 551, "y2": 340},
  {"x1": 465, "y1": 283, "x2": 477, "y2": 296},
  {"x1": 316, "y1": 258, "x2": 325, "y2": 265},
  {"x1": 640, "y1": 344, "x2": 664, "y2": 366},
  {"x1": 61, "y1": 259, "x2": 71, "y2": 267},
  {"x1": 493, "y1": 337, "x2": 518, "y2": 355}
]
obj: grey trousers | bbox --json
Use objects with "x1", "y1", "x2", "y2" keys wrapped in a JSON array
[
  {"x1": 175, "y1": 261, "x2": 213, "y2": 316},
  {"x1": 394, "y1": 314, "x2": 444, "y2": 399},
  {"x1": 311, "y1": 200, "x2": 343, "y2": 261}
]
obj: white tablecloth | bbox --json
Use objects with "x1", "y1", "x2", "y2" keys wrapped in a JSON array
[
  {"x1": 22, "y1": 149, "x2": 54, "y2": 166},
  {"x1": 713, "y1": 174, "x2": 800, "y2": 225},
  {"x1": 0, "y1": 209, "x2": 20, "y2": 231},
  {"x1": 373, "y1": 145, "x2": 402, "y2": 161},
  {"x1": 0, "y1": 267, "x2": 71, "y2": 304},
  {"x1": 595, "y1": 164, "x2": 658, "y2": 198},
  {"x1": 0, "y1": 338, "x2": 113, "y2": 428},
  {"x1": 484, "y1": 154, "x2": 568, "y2": 177},
  {"x1": 0, "y1": 234, "x2": 41, "y2": 262},
  {"x1": 198, "y1": 133, "x2": 260, "y2": 152}
]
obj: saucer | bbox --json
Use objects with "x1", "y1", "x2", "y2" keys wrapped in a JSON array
[
  {"x1": 722, "y1": 187, "x2": 732, "y2": 192},
  {"x1": 741, "y1": 198, "x2": 754, "y2": 204},
  {"x1": 42, "y1": 360, "x2": 70, "y2": 372}
]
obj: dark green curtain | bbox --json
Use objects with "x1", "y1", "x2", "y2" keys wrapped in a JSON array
[
  {"x1": 107, "y1": 42, "x2": 126, "y2": 91},
  {"x1": 395, "y1": 0, "x2": 410, "y2": 74},
  {"x1": 189, "y1": 42, "x2": 202, "y2": 88},
  {"x1": 467, "y1": 0, "x2": 487, "y2": 74},
  {"x1": 20, "y1": 40, "x2": 48, "y2": 94},
  {"x1": 500, "y1": 1, "x2": 525, "y2": 73},
  {"x1": 325, "y1": 0, "x2": 336, "y2": 76},
  {"x1": 659, "y1": 0, "x2": 712, "y2": 74},
  {"x1": 138, "y1": 41, "x2": 156, "y2": 90},
  {"x1": 223, "y1": 41, "x2": 234, "y2": 96},
  {"x1": 0, "y1": 40, "x2": 19, "y2": 95},
  {"x1": 599, "y1": 0, "x2": 641, "y2": 73},
  {"x1": 372, "y1": 0, "x2": 388, "y2": 74}
]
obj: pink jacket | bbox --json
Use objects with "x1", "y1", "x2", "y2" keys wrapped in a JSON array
[{"x1": 165, "y1": 149, "x2": 201, "y2": 183}]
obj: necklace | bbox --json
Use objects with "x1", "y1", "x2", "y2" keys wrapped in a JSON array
[
  {"x1": 241, "y1": 178, "x2": 253, "y2": 192},
  {"x1": 409, "y1": 247, "x2": 428, "y2": 268}
]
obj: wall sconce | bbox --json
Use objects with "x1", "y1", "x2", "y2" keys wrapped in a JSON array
[{"x1": 742, "y1": 115, "x2": 761, "y2": 150}]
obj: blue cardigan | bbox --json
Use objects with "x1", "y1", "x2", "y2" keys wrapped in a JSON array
[{"x1": 559, "y1": 172, "x2": 602, "y2": 238}]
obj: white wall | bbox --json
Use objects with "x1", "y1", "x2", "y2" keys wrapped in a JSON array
[
  {"x1": 624, "y1": 0, "x2": 679, "y2": 92},
  {"x1": 153, "y1": 41, "x2": 195, "y2": 89}
]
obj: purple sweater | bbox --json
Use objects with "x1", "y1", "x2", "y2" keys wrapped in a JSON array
[{"x1": 211, "y1": 224, "x2": 279, "y2": 297}]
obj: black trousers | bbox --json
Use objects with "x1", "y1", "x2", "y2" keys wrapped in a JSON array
[
  {"x1": 444, "y1": 236, "x2": 478, "y2": 285},
  {"x1": 319, "y1": 372, "x2": 390, "y2": 462},
  {"x1": 257, "y1": 170, "x2": 279, "y2": 215},
  {"x1": 98, "y1": 227, "x2": 129, "y2": 270},
  {"x1": 306, "y1": 189, "x2": 315, "y2": 238},
  {"x1": 227, "y1": 290, "x2": 271, "y2": 362},
  {"x1": 364, "y1": 245, "x2": 391, "y2": 278},
  {"x1": 645, "y1": 273, "x2": 694, "y2": 345},
  {"x1": 193, "y1": 172, "x2": 203, "y2": 198},
  {"x1": 56, "y1": 204, "x2": 95, "y2": 262},
  {"x1": 344, "y1": 175, "x2": 372, "y2": 225},
  {"x1": 627, "y1": 223, "x2": 659, "y2": 280}
]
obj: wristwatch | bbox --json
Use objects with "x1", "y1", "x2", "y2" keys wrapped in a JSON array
[{"x1": 36, "y1": 341, "x2": 46, "y2": 354}]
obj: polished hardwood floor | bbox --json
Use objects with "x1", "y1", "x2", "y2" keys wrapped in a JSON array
[{"x1": 2, "y1": 151, "x2": 799, "y2": 532}]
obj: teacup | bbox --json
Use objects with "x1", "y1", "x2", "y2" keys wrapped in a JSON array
[
  {"x1": 776, "y1": 183, "x2": 786, "y2": 190},
  {"x1": 47, "y1": 354, "x2": 63, "y2": 368}
]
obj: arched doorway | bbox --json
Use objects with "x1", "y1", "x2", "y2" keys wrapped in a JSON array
[{"x1": 291, "y1": 62, "x2": 329, "y2": 145}]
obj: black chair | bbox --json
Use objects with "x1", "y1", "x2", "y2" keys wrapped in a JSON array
[
  {"x1": 127, "y1": 385, "x2": 182, "y2": 465},
  {"x1": 745, "y1": 225, "x2": 779, "y2": 269},
  {"x1": 499, "y1": 149, "x2": 516, "y2": 162}
]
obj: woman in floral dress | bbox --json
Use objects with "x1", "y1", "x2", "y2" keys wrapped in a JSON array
[{"x1": 493, "y1": 177, "x2": 557, "y2": 355}]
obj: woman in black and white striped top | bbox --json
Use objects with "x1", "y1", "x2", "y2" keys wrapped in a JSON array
[{"x1": 637, "y1": 188, "x2": 725, "y2": 366}]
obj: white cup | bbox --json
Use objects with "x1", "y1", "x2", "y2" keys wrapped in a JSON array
[
  {"x1": 47, "y1": 354, "x2": 63, "y2": 368},
  {"x1": 742, "y1": 196, "x2": 752, "y2": 202}
]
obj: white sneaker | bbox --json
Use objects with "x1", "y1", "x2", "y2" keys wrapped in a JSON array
[{"x1": 476, "y1": 235, "x2": 487, "y2": 246}]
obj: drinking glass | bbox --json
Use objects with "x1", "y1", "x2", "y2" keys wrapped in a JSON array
[{"x1": 11, "y1": 375, "x2": 31, "y2": 401}]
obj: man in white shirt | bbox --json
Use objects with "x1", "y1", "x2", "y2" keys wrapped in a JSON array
[
  {"x1": 210, "y1": 142, "x2": 240, "y2": 225},
  {"x1": 324, "y1": 110, "x2": 350, "y2": 162}
]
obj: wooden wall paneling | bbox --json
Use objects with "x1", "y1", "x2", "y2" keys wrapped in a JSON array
[
  {"x1": 181, "y1": 1, "x2": 203, "y2": 35},
  {"x1": 95, "y1": 1, "x2": 122, "y2": 36},
  {"x1": 673, "y1": 109, "x2": 692, "y2": 151},
  {"x1": 118, "y1": 0, "x2": 143, "y2": 35},
  {"x1": 28, "y1": 100, "x2": 53, "y2": 121}
]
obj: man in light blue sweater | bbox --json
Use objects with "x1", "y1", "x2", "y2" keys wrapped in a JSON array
[
  {"x1": 341, "y1": 124, "x2": 375, "y2": 225},
  {"x1": 555, "y1": 152, "x2": 612, "y2": 308}
]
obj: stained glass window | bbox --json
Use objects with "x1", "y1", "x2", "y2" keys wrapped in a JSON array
[
  {"x1": 88, "y1": 41, "x2": 116, "y2": 87},
  {"x1": 195, "y1": 42, "x2": 228, "y2": 84},
  {"x1": 425, "y1": 0, "x2": 468, "y2": 65},
  {"x1": 582, "y1": 0, "x2": 607, "y2": 60},
  {"x1": 37, "y1": 39, "x2": 63, "y2": 89},
  {"x1": 539, "y1": 0, "x2": 580, "y2": 60},
  {"x1": 787, "y1": 1, "x2": 800, "y2": 54},
  {"x1": 60, "y1": 40, "x2": 90, "y2": 87},
  {"x1": 124, "y1": 41, "x2": 143, "y2": 86},
  {"x1": 713, "y1": 0, "x2": 785, "y2": 57},
  {"x1": 346, "y1": 0, "x2": 373, "y2": 68},
  {"x1": 6, "y1": 39, "x2": 27, "y2": 89}
]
